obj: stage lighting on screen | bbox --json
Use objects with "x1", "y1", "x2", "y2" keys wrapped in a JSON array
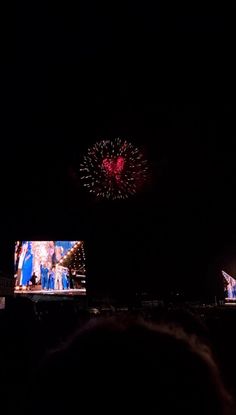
[{"x1": 222, "y1": 270, "x2": 236, "y2": 302}]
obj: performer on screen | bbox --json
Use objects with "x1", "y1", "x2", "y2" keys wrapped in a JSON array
[
  {"x1": 68, "y1": 269, "x2": 74, "y2": 289},
  {"x1": 40, "y1": 263, "x2": 49, "y2": 290},
  {"x1": 62, "y1": 269, "x2": 69, "y2": 289},
  {"x1": 48, "y1": 267, "x2": 55, "y2": 290},
  {"x1": 14, "y1": 241, "x2": 21, "y2": 275},
  {"x1": 54, "y1": 265, "x2": 63, "y2": 290},
  {"x1": 15, "y1": 242, "x2": 25, "y2": 287},
  {"x1": 29, "y1": 271, "x2": 37, "y2": 288},
  {"x1": 232, "y1": 280, "x2": 236, "y2": 298},
  {"x1": 21, "y1": 242, "x2": 33, "y2": 288}
]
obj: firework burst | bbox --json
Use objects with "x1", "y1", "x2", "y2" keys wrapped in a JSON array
[{"x1": 80, "y1": 138, "x2": 149, "y2": 200}]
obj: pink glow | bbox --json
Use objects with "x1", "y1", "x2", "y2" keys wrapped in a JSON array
[{"x1": 102, "y1": 156, "x2": 125, "y2": 179}]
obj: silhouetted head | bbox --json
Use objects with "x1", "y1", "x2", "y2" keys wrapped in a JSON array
[{"x1": 26, "y1": 315, "x2": 233, "y2": 415}]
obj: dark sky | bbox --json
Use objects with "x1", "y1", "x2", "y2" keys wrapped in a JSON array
[{"x1": 1, "y1": 1, "x2": 236, "y2": 299}]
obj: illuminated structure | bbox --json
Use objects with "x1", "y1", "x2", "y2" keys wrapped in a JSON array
[
  {"x1": 222, "y1": 270, "x2": 236, "y2": 299},
  {"x1": 14, "y1": 241, "x2": 86, "y2": 292},
  {"x1": 59, "y1": 241, "x2": 86, "y2": 274}
]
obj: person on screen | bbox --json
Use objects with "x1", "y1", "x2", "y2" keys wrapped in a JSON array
[
  {"x1": 54, "y1": 265, "x2": 62, "y2": 290},
  {"x1": 232, "y1": 280, "x2": 236, "y2": 298},
  {"x1": 48, "y1": 267, "x2": 55, "y2": 290},
  {"x1": 15, "y1": 242, "x2": 25, "y2": 287},
  {"x1": 14, "y1": 241, "x2": 21, "y2": 274},
  {"x1": 40, "y1": 263, "x2": 49, "y2": 290},
  {"x1": 30, "y1": 271, "x2": 37, "y2": 287},
  {"x1": 21, "y1": 242, "x2": 33, "y2": 288},
  {"x1": 62, "y1": 269, "x2": 69, "y2": 289},
  {"x1": 227, "y1": 282, "x2": 233, "y2": 299},
  {"x1": 68, "y1": 269, "x2": 74, "y2": 289}
]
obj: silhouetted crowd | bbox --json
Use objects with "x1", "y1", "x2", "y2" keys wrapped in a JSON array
[{"x1": 1, "y1": 298, "x2": 236, "y2": 414}]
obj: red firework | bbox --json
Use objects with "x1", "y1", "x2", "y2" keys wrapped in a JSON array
[{"x1": 80, "y1": 138, "x2": 148, "y2": 200}]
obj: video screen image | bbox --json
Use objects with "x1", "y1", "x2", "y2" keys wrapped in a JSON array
[
  {"x1": 14, "y1": 241, "x2": 86, "y2": 294},
  {"x1": 0, "y1": 297, "x2": 5, "y2": 310},
  {"x1": 222, "y1": 270, "x2": 236, "y2": 300}
]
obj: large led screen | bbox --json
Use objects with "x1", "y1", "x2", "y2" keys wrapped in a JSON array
[{"x1": 14, "y1": 241, "x2": 86, "y2": 294}]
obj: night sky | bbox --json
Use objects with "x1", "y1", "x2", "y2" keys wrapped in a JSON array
[{"x1": 1, "y1": 1, "x2": 236, "y2": 300}]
